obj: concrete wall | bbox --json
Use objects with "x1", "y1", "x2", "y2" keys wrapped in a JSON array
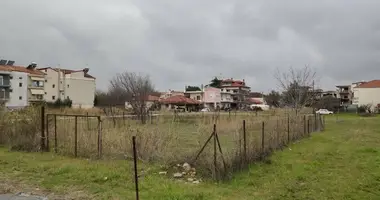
[
  {"x1": 66, "y1": 77, "x2": 95, "y2": 109},
  {"x1": 352, "y1": 88, "x2": 380, "y2": 109},
  {"x1": 203, "y1": 87, "x2": 221, "y2": 103},
  {"x1": 6, "y1": 71, "x2": 28, "y2": 108}
]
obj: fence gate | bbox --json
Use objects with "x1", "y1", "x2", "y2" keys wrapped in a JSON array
[{"x1": 46, "y1": 114, "x2": 103, "y2": 158}]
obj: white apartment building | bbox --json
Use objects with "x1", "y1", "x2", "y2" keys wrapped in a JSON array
[
  {"x1": 38, "y1": 67, "x2": 96, "y2": 109},
  {"x1": 0, "y1": 62, "x2": 45, "y2": 108},
  {"x1": 352, "y1": 80, "x2": 380, "y2": 110}
]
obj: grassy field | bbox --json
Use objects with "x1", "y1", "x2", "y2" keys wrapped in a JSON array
[{"x1": 1, "y1": 114, "x2": 380, "y2": 199}]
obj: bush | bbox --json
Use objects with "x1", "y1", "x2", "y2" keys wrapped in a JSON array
[
  {"x1": 46, "y1": 97, "x2": 72, "y2": 108},
  {"x1": 0, "y1": 106, "x2": 41, "y2": 151}
]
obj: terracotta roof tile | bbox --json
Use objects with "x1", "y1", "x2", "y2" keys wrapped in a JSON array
[
  {"x1": 160, "y1": 95, "x2": 200, "y2": 105},
  {"x1": 355, "y1": 80, "x2": 380, "y2": 88},
  {"x1": 0, "y1": 65, "x2": 45, "y2": 76}
]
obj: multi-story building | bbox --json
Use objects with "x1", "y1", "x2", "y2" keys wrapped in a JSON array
[
  {"x1": 219, "y1": 78, "x2": 251, "y2": 109},
  {"x1": 184, "y1": 86, "x2": 221, "y2": 109},
  {"x1": 0, "y1": 62, "x2": 45, "y2": 108},
  {"x1": 336, "y1": 85, "x2": 352, "y2": 105},
  {"x1": 38, "y1": 67, "x2": 96, "y2": 109},
  {"x1": 352, "y1": 80, "x2": 380, "y2": 109},
  {"x1": 336, "y1": 81, "x2": 366, "y2": 106}
]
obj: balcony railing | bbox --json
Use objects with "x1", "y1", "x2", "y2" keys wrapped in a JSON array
[{"x1": 29, "y1": 95, "x2": 44, "y2": 101}]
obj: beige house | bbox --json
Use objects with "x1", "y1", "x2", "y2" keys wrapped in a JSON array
[
  {"x1": 38, "y1": 67, "x2": 96, "y2": 109},
  {"x1": 352, "y1": 80, "x2": 380, "y2": 110}
]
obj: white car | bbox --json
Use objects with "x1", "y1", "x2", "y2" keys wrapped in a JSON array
[
  {"x1": 200, "y1": 108, "x2": 210, "y2": 112},
  {"x1": 316, "y1": 109, "x2": 334, "y2": 115}
]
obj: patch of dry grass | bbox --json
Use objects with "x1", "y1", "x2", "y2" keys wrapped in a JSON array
[
  {"x1": 44, "y1": 108, "x2": 321, "y2": 179},
  {"x1": 0, "y1": 105, "x2": 321, "y2": 179}
]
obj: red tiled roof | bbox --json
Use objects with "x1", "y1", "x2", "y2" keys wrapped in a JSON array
[
  {"x1": 248, "y1": 98, "x2": 263, "y2": 104},
  {"x1": 160, "y1": 95, "x2": 201, "y2": 105},
  {"x1": 355, "y1": 80, "x2": 380, "y2": 88},
  {"x1": 0, "y1": 65, "x2": 45, "y2": 76},
  {"x1": 222, "y1": 79, "x2": 244, "y2": 83}
]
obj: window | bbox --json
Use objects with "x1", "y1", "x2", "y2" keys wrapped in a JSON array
[
  {"x1": 19, "y1": 83, "x2": 22, "y2": 87},
  {"x1": 0, "y1": 76, "x2": 3, "y2": 85},
  {"x1": 52, "y1": 96, "x2": 56, "y2": 100},
  {"x1": 67, "y1": 84, "x2": 69, "y2": 88},
  {"x1": 19, "y1": 77, "x2": 22, "y2": 79},
  {"x1": 45, "y1": 79, "x2": 47, "y2": 82},
  {"x1": 19, "y1": 96, "x2": 22, "y2": 100},
  {"x1": 196, "y1": 96, "x2": 200, "y2": 100},
  {"x1": 52, "y1": 84, "x2": 55, "y2": 88},
  {"x1": 44, "y1": 92, "x2": 47, "y2": 94}
]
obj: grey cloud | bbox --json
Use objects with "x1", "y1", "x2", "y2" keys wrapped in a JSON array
[{"x1": 0, "y1": 0, "x2": 380, "y2": 92}]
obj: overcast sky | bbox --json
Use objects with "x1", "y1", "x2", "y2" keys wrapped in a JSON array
[{"x1": 1, "y1": 0, "x2": 380, "y2": 92}]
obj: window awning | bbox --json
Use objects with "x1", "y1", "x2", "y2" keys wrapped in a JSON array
[
  {"x1": 30, "y1": 89, "x2": 44, "y2": 95},
  {"x1": 30, "y1": 76, "x2": 45, "y2": 81}
]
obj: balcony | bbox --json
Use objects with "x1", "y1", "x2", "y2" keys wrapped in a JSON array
[
  {"x1": 339, "y1": 90, "x2": 350, "y2": 94},
  {"x1": 29, "y1": 94, "x2": 44, "y2": 102},
  {"x1": 0, "y1": 76, "x2": 11, "y2": 88},
  {"x1": 0, "y1": 89, "x2": 10, "y2": 101}
]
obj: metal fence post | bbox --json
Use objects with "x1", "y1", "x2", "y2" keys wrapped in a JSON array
[
  {"x1": 243, "y1": 120, "x2": 247, "y2": 164},
  {"x1": 40, "y1": 106, "x2": 46, "y2": 151},
  {"x1": 97, "y1": 116, "x2": 103, "y2": 159},
  {"x1": 213, "y1": 124, "x2": 217, "y2": 180},
  {"x1": 261, "y1": 121, "x2": 265, "y2": 154},
  {"x1": 54, "y1": 114, "x2": 57, "y2": 153},
  {"x1": 46, "y1": 114, "x2": 50, "y2": 152},
  {"x1": 74, "y1": 116, "x2": 78, "y2": 157},
  {"x1": 287, "y1": 114, "x2": 290, "y2": 143},
  {"x1": 132, "y1": 136, "x2": 139, "y2": 200},
  {"x1": 303, "y1": 115, "x2": 306, "y2": 136}
]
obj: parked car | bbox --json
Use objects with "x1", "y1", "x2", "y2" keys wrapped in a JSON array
[
  {"x1": 316, "y1": 109, "x2": 334, "y2": 115},
  {"x1": 200, "y1": 108, "x2": 210, "y2": 112}
]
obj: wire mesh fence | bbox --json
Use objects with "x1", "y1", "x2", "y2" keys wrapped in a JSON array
[{"x1": 42, "y1": 108, "x2": 324, "y2": 180}]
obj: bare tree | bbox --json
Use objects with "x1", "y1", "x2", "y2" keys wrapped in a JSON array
[
  {"x1": 275, "y1": 65, "x2": 318, "y2": 114},
  {"x1": 109, "y1": 71, "x2": 155, "y2": 124}
]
